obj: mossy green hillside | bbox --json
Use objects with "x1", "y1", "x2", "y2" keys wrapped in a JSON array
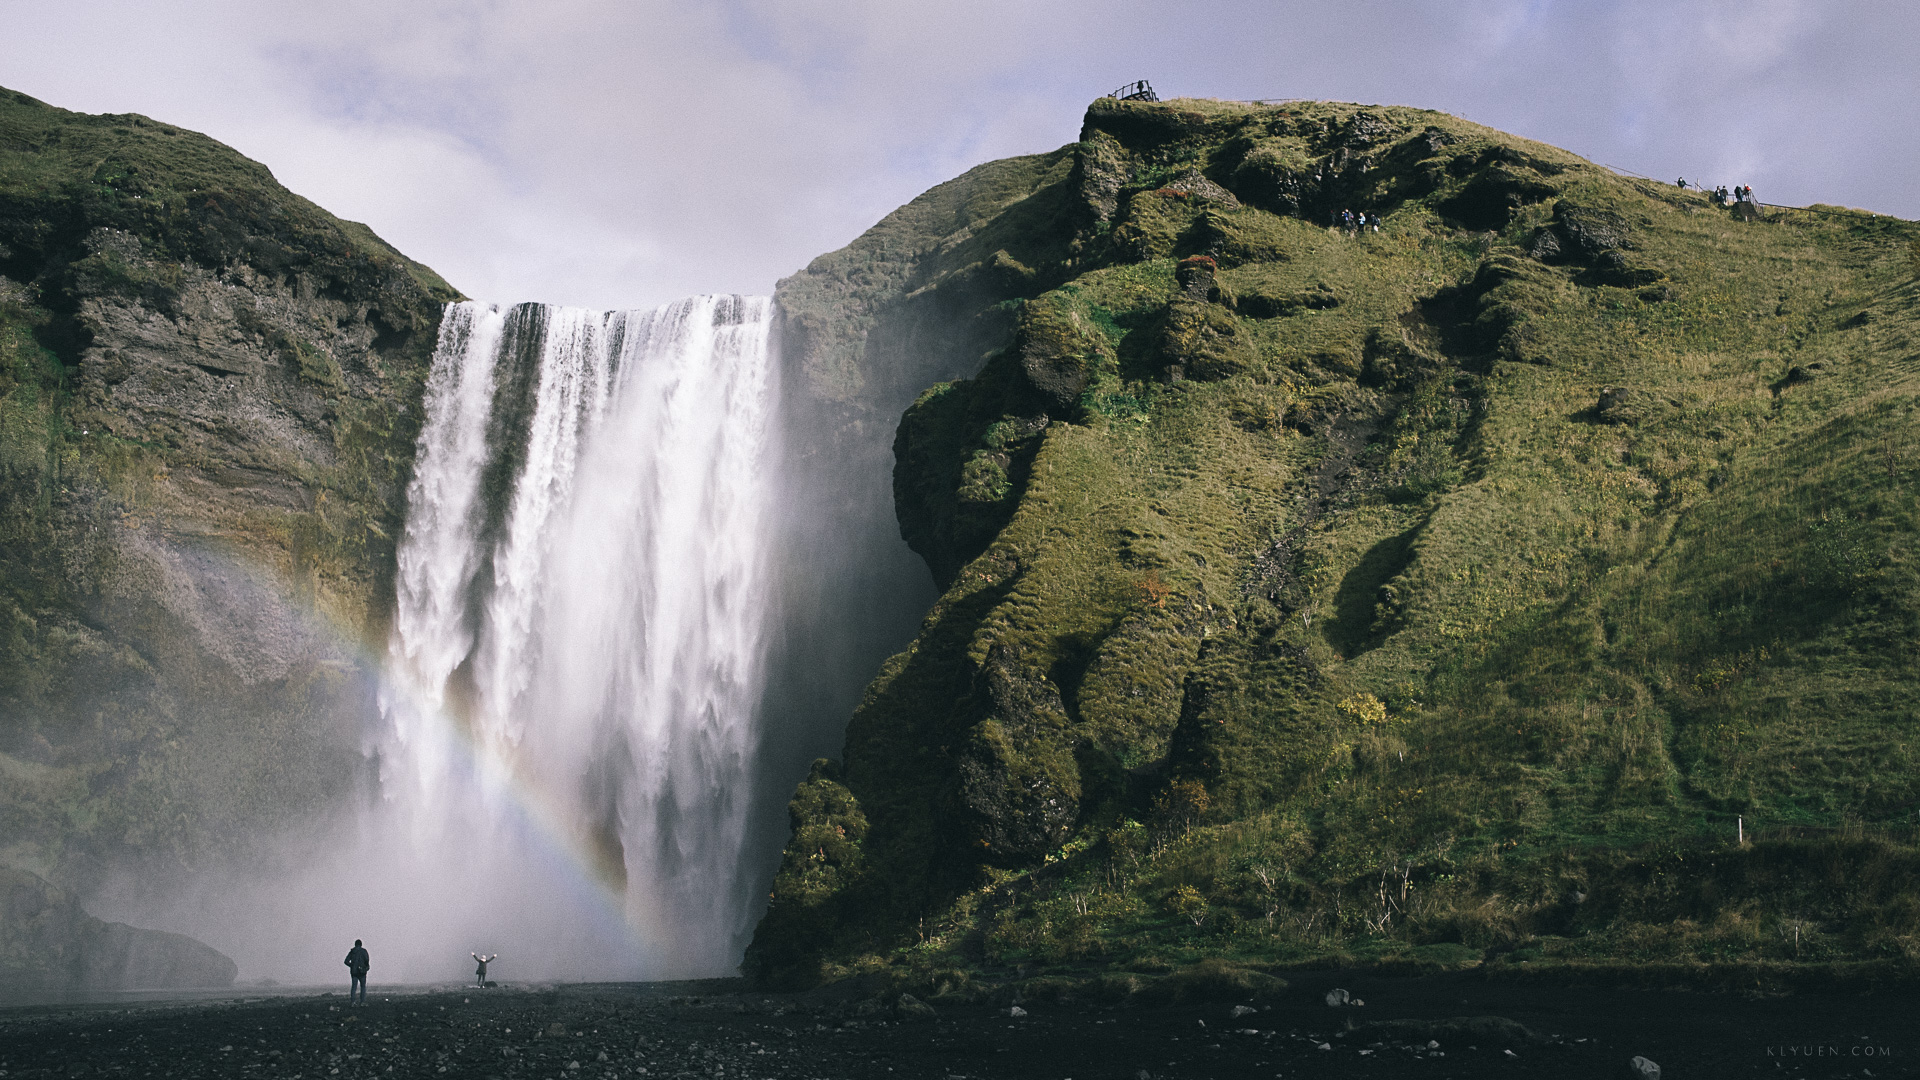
[
  {"x1": 753, "y1": 97, "x2": 1920, "y2": 985},
  {"x1": 0, "y1": 87, "x2": 456, "y2": 883}
]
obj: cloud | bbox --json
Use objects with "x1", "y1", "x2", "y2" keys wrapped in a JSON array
[{"x1": 2, "y1": 1, "x2": 1912, "y2": 308}]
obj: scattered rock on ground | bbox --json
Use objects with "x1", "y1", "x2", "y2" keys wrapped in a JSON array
[
  {"x1": 1595, "y1": 385, "x2": 1672, "y2": 424},
  {"x1": 0, "y1": 977, "x2": 1889, "y2": 1079}
]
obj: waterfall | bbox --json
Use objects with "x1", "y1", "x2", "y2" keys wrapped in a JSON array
[{"x1": 378, "y1": 295, "x2": 778, "y2": 978}]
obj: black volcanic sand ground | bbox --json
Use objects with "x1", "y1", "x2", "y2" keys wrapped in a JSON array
[{"x1": 1, "y1": 973, "x2": 1914, "y2": 1080}]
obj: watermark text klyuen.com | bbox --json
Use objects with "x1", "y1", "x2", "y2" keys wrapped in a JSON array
[{"x1": 1766, "y1": 1043, "x2": 1893, "y2": 1059}]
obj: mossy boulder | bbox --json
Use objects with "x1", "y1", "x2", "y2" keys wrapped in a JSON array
[
  {"x1": 1225, "y1": 134, "x2": 1320, "y2": 216},
  {"x1": 773, "y1": 759, "x2": 869, "y2": 907},
  {"x1": 1160, "y1": 298, "x2": 1255, "y2": 381},
  {"x1": 894, "y1": 373, "x2": 1051, "y2": 589},
  {"x1": 1015, "y1": 292, "x2": 1113, "y2": 413},
  {"x1": 1109, "y1": 188, "x2": 1207, "y2": 262},
  {"x1": 1532, "y1": 201, "x2": 1634, "y2": 260},
  {"x1": 1434, "y1": 164, "x2": 1559, "y2": 230},
  {"x1": 947, "y1": 716, "x2": 1077, "y2": 866}
]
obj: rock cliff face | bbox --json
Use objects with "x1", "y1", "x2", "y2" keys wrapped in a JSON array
[
  {"x1": 754, "y1": 147, "x2": 1085, "y2": 843},
  {"x1": 0, "y1": 87, "x2": 455, "y2": 895},
  {"x1": 752, "y1": 97, "x2": 1920, "y2": 984}
]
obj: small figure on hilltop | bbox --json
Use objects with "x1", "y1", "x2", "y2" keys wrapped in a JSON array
[
  {"x1": 344, "y1": 939, "x2": 370, "y2": 1005},
  {"x1": 472, "y1": 952, "x2": 498, "y2": 986}
]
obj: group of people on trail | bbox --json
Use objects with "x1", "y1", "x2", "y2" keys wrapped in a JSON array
[
  {"x1": 1320, "y1": 176, "x2": 1759, "y2": 234},
  {"x1": 1330, "y1": 208, "x2": 1380, "y2": 235},
  {"x1": 1707, "y1": 184, "x2": 1759, "y2": 207},
  {"x1": 1320, "y1": 177, "x2": 1756, "y2": 240},
  {"x1": 339, "y1": 940, "x2": 500, "y2": 1001},
  {"x1": 1680, "y1": 179, "x2": 1762, "y2": 208}
]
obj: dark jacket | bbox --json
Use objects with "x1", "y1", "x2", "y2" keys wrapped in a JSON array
[{"x1": 345, "y1": 946, "x2": 370, "y2": 975}]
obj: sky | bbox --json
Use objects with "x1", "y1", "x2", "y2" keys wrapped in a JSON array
[{"x1": 3, "y1": 0, "x2": 1914, "y2": 311}]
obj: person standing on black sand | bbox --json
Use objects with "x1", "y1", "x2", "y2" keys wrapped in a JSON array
[
  {"x1": 344, "y1": 939, "x2": 370, "y2": 1005},
  {"x1": 472, "y1": 951, "x2": 498, "y2": 986}
]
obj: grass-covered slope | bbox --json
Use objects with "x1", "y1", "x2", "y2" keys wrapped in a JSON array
[
  {"x1": 0, "y1": 87, "x2": 456, "y2": 884},
  {"x1": 751, "y1": 97, "x2": 1920, "y2": 988}
]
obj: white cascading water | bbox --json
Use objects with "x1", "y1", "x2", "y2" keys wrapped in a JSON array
[{"x1": 378, "y1": 295, "x2": 778, "y2": 978}]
